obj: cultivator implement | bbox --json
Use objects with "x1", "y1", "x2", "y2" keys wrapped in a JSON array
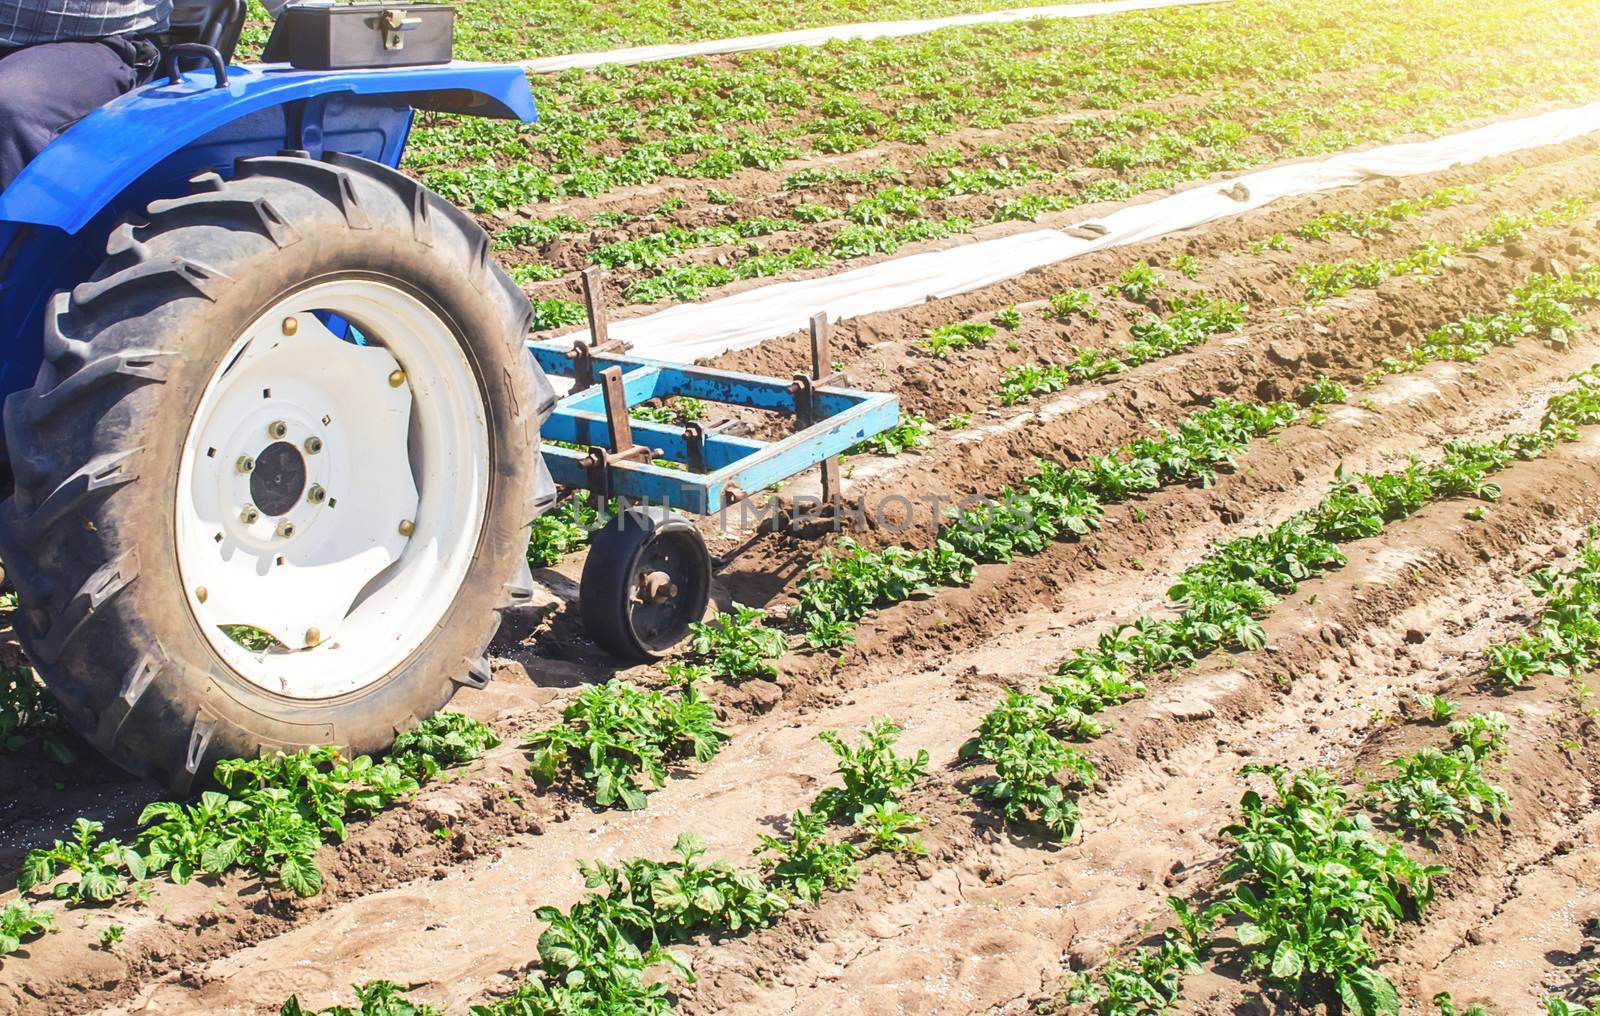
[
  {"x1": 531, "y1": 270, "x2": 897, "y2": 514},
  {"x1": 526, "y1": 269, "x2": 897, "y2": 661}
]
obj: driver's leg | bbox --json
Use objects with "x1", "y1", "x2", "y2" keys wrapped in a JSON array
[{"x1": 0, "y1": 37, "x2": 146, "y2": 192}]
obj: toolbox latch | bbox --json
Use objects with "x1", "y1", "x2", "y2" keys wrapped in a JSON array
[{"x1": 380, "y1": 7, "x2": 422, "y2": 49}]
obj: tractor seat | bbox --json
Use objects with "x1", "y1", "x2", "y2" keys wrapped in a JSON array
[{"x1": 154, "y1": 0, "x2": 247, "y2": 64}]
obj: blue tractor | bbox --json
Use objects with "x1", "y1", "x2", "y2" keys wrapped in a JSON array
[
  {"x1": 0, "y1": 0, "x2": 898, "y2": 792},
  {"x1": 0, "y1": 1, "x2": 610, "y2": 791}
]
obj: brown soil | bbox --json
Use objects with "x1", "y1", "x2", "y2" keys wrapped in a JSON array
[{"x1": 4, "y1": 130, "x2": 1600, "y2": 1016}]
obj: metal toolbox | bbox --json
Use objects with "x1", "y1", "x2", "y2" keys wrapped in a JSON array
[{"x1": 263, "y1": 2, "x2": 455, "y2": 69}]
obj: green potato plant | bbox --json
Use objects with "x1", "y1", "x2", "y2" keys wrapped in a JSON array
[{"x1": 524, "y1": 677, "x2": 729, "y2": 809}]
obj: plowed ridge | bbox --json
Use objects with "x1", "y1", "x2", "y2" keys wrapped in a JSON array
[{"x1": 20, "y1": 145, "x2": 1594, "y2": 1015}]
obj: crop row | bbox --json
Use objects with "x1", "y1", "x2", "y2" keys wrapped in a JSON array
[
  {"x1": 1070, "y1": 728, "x2": 1500, "y2": 1016},
  {"x1": 1295, "y1": 194, "x2": 1597, "y2": 302},
  {"x1": 464, "y1": 361, "x2": 1600, "y2": 1014},
  {"x1": 995, "y1": 289, "x2": 1245, "y2": 404},
  {"x1": 278, "y1": 718, "x2": 931, "y2": 1015},
  {"x1": 513, "y1": 264, "x2": 1600, "y2": 817},
  {"x1": 783, "y1": 263, "x2": 1600, "y2": 653},
  {"x1": 412, "y1": 0, "x2": 1600, "y2": 217},
  {"x1": 1, "y1": 711, "x2": 502, "y2": 962},
  {"x1": 961, "y1": 305, "x2": 1600, "y2": 836},
  {"x1": 1071, "y1": 525, "x2": 1600, "y2": 1015},
  {"x1": 965, "y1": 420, "x2": 1519, "y2": 838},
  {"x1": 496, "y1": 354, "x2": 1600, "y2": 1012},
  {"x1": 498, "y1": 100, "x2": 1561, "y2": 323},
  {"x1": 984, "y1": 182, "x2": 1579, "y2": 405},
  {"x1": 497, "y1": 151, "x2": 1495, "y2": 308}
]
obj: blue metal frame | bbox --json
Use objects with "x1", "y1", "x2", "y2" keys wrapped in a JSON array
[{"x1": 528, "y1": 341, "x2": 900, "y2": 515}]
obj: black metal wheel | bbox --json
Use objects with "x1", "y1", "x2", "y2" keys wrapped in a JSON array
[{"x1": 580, "y1": 505, "x2": 712, "y2": 661}]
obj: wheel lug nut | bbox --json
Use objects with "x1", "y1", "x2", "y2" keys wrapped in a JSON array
[
  {"x1": 268, "y1": 420, "x2": 288, "y2": 439},
  {"x1": 236, "y1": 455, "x2": 256, "y2": 473},
  {"x1": 304, "y1": 436, "x2": 323, "y2": 455},
  {"x1": 307, "y1": 484, "x2": 327, "y2": 505},
  {"x1": 275, "y1": 519, "x2": 296, "y2": 539},
  {"x1": 398, "y1": 519, "x2": 415, "y2": 537},
  {"x1": 388, "y1": 369, "x2": 406, "y2": 388},
  {"x1": 240, "y1": 505, "x2": 261, "y2": 524}
]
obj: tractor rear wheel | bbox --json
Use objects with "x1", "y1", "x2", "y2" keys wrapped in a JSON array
[{"x1": 0, "y1": 151, "x2": 555, "y2": 791}]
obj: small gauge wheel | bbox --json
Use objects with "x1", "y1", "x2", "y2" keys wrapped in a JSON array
[{"x1": 580, "y1": 505, "x2": 712, "y2": 660}]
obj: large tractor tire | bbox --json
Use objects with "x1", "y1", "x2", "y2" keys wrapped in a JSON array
[{"x1": 0, "y1": 151, "x2": 556, "y2": 791}]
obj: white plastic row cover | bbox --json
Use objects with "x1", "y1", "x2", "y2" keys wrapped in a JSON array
[
  {"x1": 603, "y1": 100, "x2": 1600, "y2": 364},
  {"x1": 518, "y1": 0, "x2": 1230, "y2": 73}
]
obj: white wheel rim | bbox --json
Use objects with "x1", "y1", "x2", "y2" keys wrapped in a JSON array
[{"x1": 175, "y1": 279, "x2": 491, "y2": 700}]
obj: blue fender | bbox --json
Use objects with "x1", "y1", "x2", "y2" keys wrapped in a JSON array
[
  {"x1": 0, "y1": 59, "x2": 536, "y2": 424},
  {"x1": 0, "y1": 60, "x2": 537, "y2": 235}
]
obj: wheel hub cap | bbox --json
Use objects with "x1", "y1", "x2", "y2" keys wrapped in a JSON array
[
  {"x1": 184, "y1": 312, "x2": 418, "y2": 654},
  {"x1": 175, "y1": 279, "x2": 491, "y2": 700},
  {"x1": 250, "y1": 440, "x2": 307, "y2": 516}
]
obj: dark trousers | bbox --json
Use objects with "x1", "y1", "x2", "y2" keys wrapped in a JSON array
[{"x1": 0, "y1": 35, "x2": 157, "y2": 192}]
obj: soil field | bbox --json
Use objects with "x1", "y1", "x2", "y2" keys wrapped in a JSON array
[{"x1": 5, "y1": 1, "x2": 1600, "y2": 1016}]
